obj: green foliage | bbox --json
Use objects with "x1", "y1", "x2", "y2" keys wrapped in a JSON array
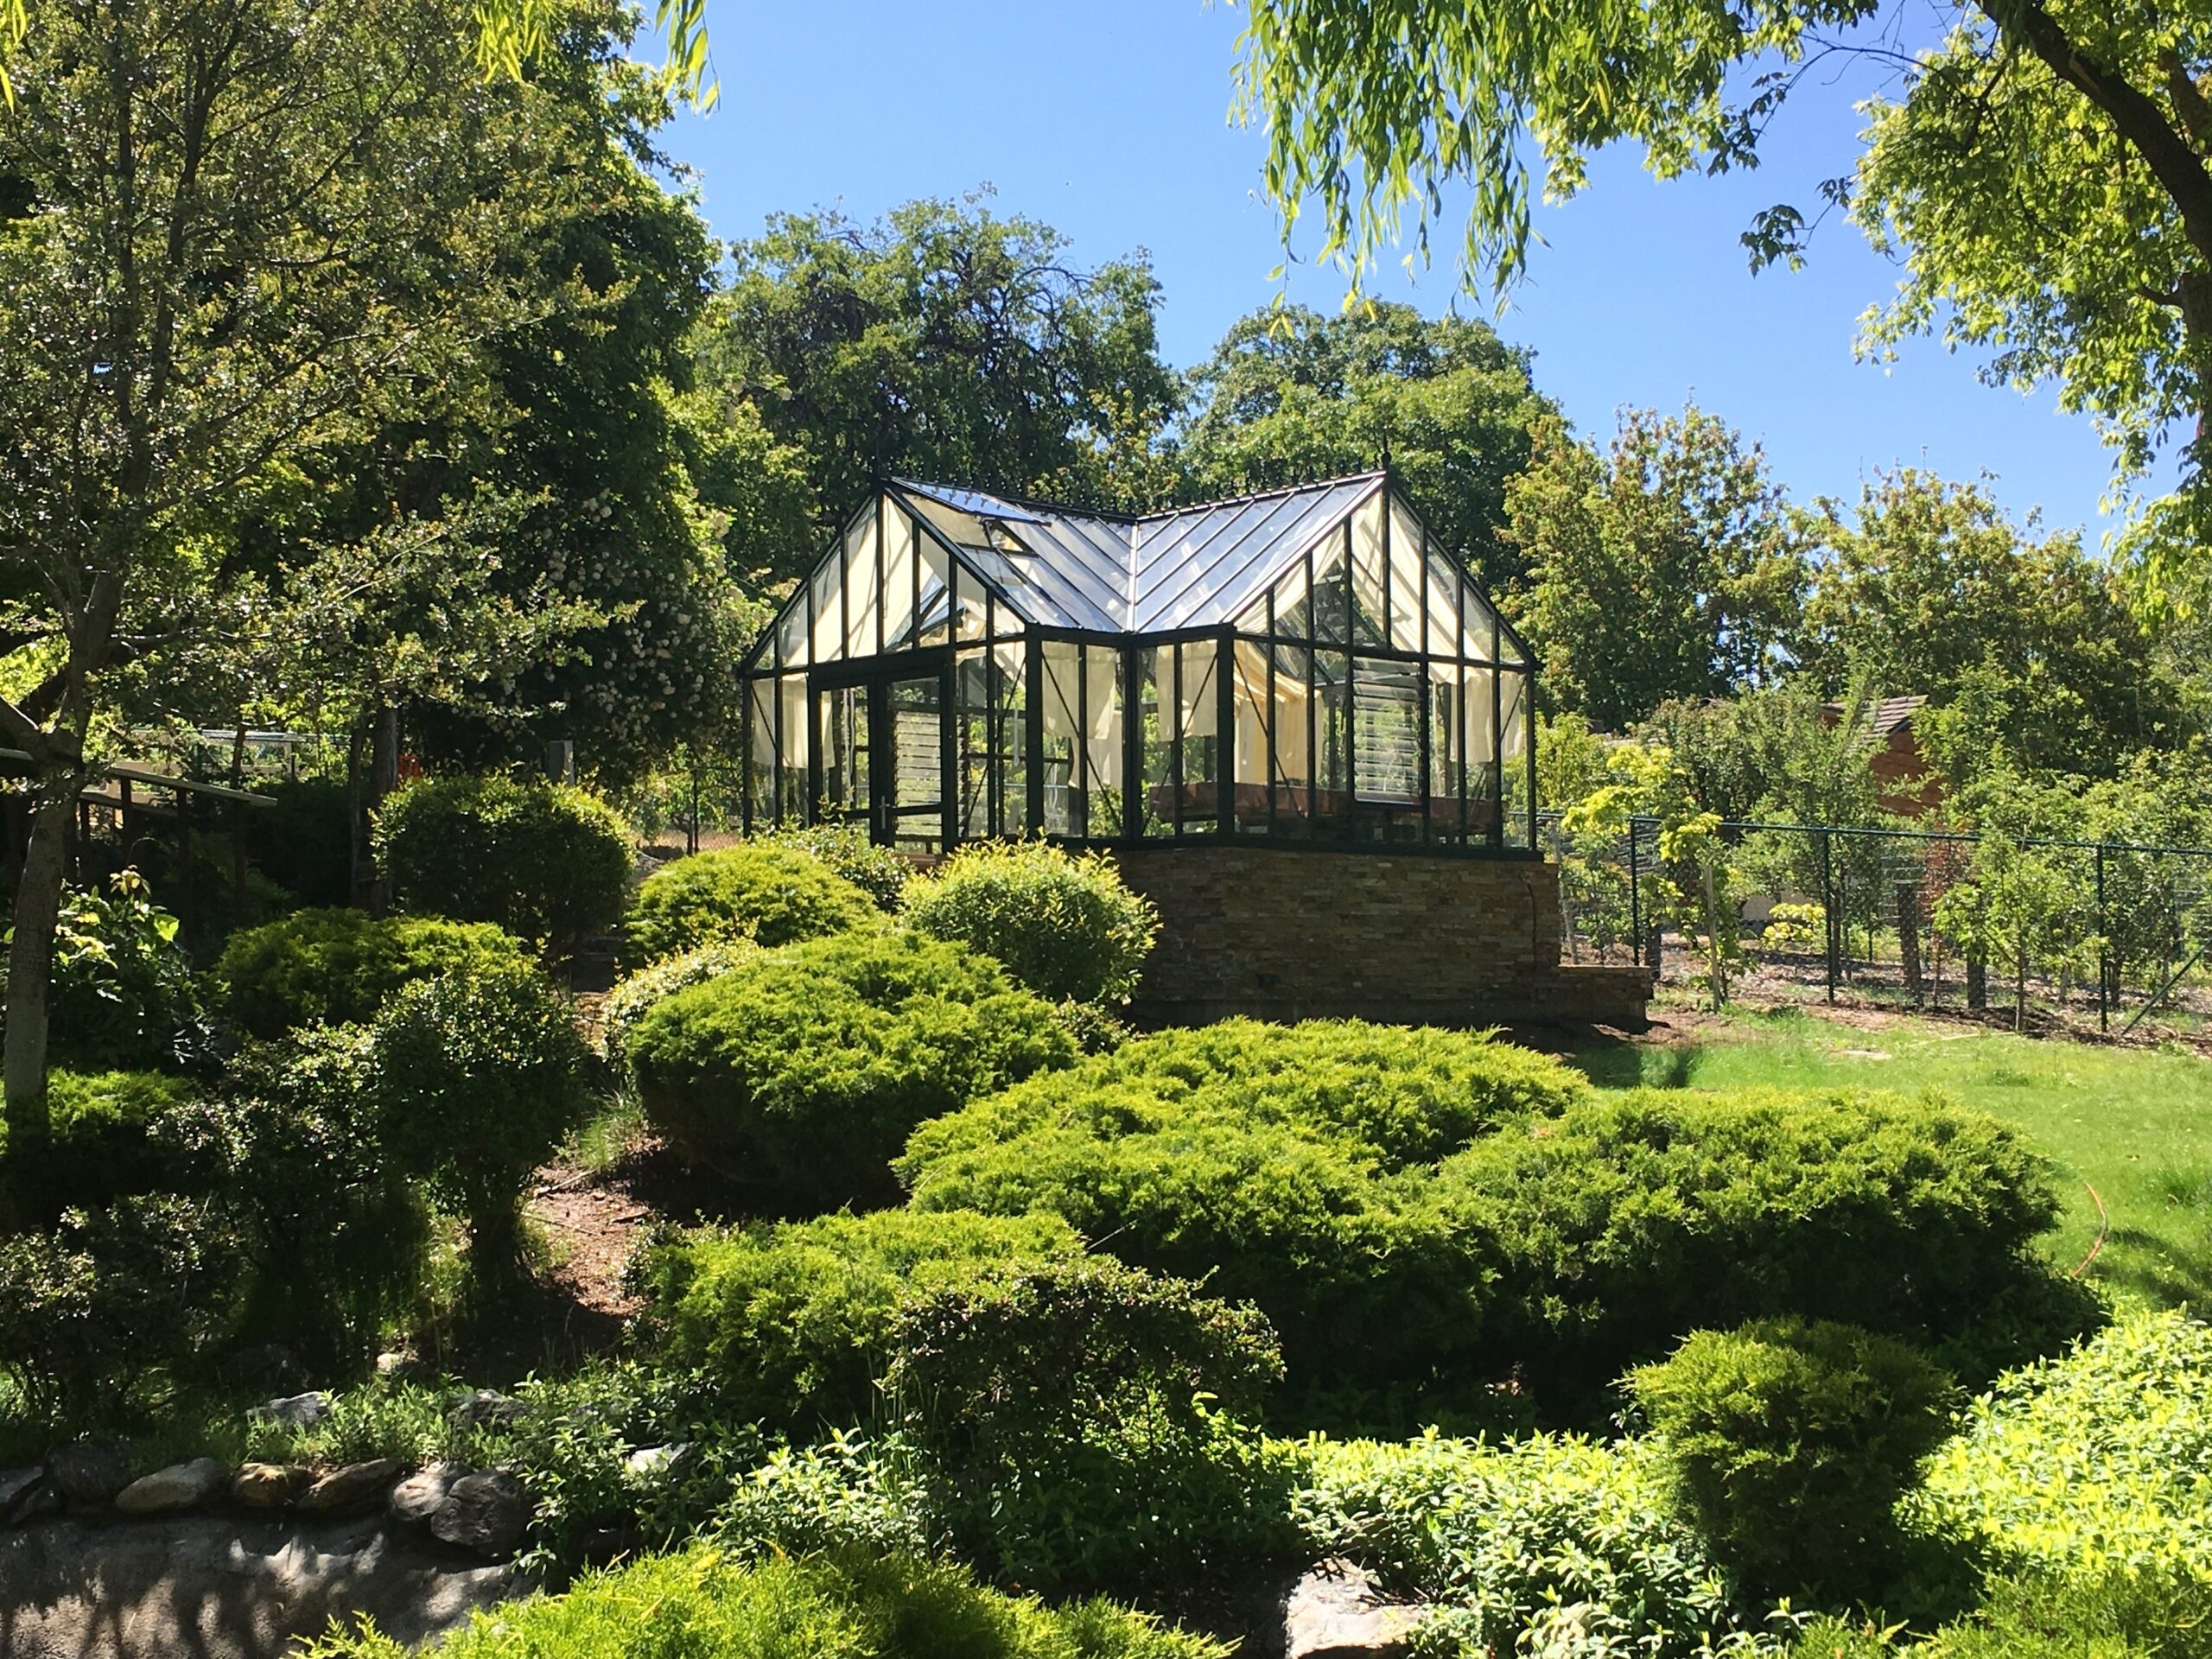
[
  {"x1": 1294, "y1": 1431, "x2": 1793, "y2": 1657},
  {"x1": 629, "y1": 930, "x2": 1073, "y2": 1210},
  {"x1": 1629, "y1": 1319, "x2": 1960, "y2": 1598},
  {"x1": 901, "y1": 1020, "x2": 1584, "y2": 1397},
  {"x1": 1790, "y1": 1567, "x2": 2212, "y2": 1659},
  {"x1": 715, "y1": 1431, "x2": 939, "y2": 1561},
  {"x1": 34, "y1": 870, "x2": 212, "y2": 1073},
  {"x1": 215, "y1": 907, "x2": 536, "y2": 1039},
  {"x1": 634, "y1": 1209, "x2": 1083, "y2": 1428},
  {"x1": 1505, "y1": 407, "x2": 1806, "y2": 732},
  {"x1": 241, "y1": 776, "x2": 353, "y2": 908},
  {"x1": 1916, "y1": 1308, "x2": 2212, "y2": 1582},
  {"x1": 902, "y1": 842, "x2": 1159, "y2": 1007},
  {"x1": 753, "y1": 823, "x2": 912, "y2": 912},
  {"x1": 1175, "y1": 302, "x2": 1554, "y2": 594},
  {"x1": 889, "y1": 1255, "x2": 1295, "y2": 1592},
  {"x1": 36, "y1": 1070, "x2": 200, "y2": 1209},
  {"x1": 599, "y1": 939, "x2": 753, "y2": 1072},
  {"x1": 626, "y1": 842, "x2": 875, "y2": 966},
  {"x1": 373, "y1": 775, "x2": 632, "y2": 953},
  {"x1": 697, "y1": 193, "x2": 1183, "y2": 583},
  {"x1": 1438, "y1": 1087, "x2": 2087, "y2": 1398},
  {"x1": 297, "y1": 1545, "x2": 1231, "y2": 1659},
  {"x1": 371, "y1": 958, "x2": 592, "y2": 1282}
]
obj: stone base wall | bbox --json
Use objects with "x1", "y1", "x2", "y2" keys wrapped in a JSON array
[{"x1": 1110, "y1": 845, "x2": 1651, "y2": 1028}]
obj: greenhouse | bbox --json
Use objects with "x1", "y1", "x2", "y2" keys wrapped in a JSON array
[{"x1": 739, "y1": 474, "x2": 1536, "y2": 856}]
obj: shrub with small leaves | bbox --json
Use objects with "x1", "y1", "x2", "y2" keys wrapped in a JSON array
[
  {"x1": 373, "y1": 774, "x2": 633, "y2": 954},
  {"x1": 598, "y1": 940, "x2": 753, "y2": 1072},
  {"x1": 903, "y1": 840, "x2": 1159, "y2": 1006},
  {"x1": 1629, "y1": 1319, "x2": 1960, "y2": 1598},
  {"x1": 628, "y1": 929, "x2": 1073, "y2": 1210},
  {"x1": 888, "y1": 1255, "x2": 1295, "y2": 1592},
  {"x1": 755, "y1": 823, "x2": 912, "y2": 911},
  {"x1": 216, "y1": 907, "x2": 536, "y2": 1039},
  {"x1": 33, "y1": 870, "x2": 212, "y2": 1072},
  {"x1": 372, "y1": 959, "x2": 592, "y2": 1283},
  {"x1": 625, "y1": 843, "x2": 874, "y2": 966}
]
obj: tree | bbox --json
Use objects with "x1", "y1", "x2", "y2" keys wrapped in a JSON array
[
  {"x1": 1505, "y1": 405, "x2": 1807, "y2": 730},
  {"x1": 693, "y1": 193, "x2": 1183, "y2": 584},
  {"x1": 1232, "y1": 0, "x2": 2212, "y2": 522},
  {"x1": 1175, "y1": 302, "x2": 1556, "y2": 593},
  {"x1": 1637, "y1": 683, "x2": 1883, "y2": 826},
  {"x1": 0, "y1": 0, "x2": 601, "y2": 1148},
  {"x1": 1803, "y1": 470, "x2": 2180, "y2": 778}
]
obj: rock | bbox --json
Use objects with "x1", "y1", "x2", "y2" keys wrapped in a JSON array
[
  {"x1": 11, "y1": 1482, "x2": 60, "y2": 1525},
  {"x1": 296, "y1": 1459, "x2": 403, "y2": 1516},
  {"x1": 0, "y1": 1510, "x2": 531, "y2": 1658},
  {"x1": 624, "y1": 1443, "x2": 688, "y2": 1480},
  {"x1": 46, "y1": 1441, "x2": 134, "y2": 1508},
  {"x1": 0, "y1": 1466, "x2": 46, "y2": 1523},
  {"x1": 374, "y1": 1350, "x2": 416, "y2": 1378},
  {"x1": 448, "y1": 1389, "x2": 527, "y2": 1432},
  {"x1": 115, "y1": 1459, "x2": 230, "y2": 1516},
  {"x1": 429, "y1": 1471, "x2": 530, "y2": 1558},
  {"x1": 1282, "y1": 1560, "x2": 1427, "y2": 1659},
  {"x1": 257, "y1": 1390, "x2": 330, "y2": 1431},
  {"x1": 390, "y1": 1464, "x2": 464, "y2": 1527},
  {"x1": 230, "y1": 1463, "x2": 312, "y2": 1509}
]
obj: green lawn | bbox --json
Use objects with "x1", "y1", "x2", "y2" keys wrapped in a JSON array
[{"x1": 1567, "y1": 1004, "x2": 2212, "y2": 1313}]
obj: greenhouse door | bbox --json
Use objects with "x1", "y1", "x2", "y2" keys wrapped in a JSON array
[{"x1": 810, "y1": 656, "x2": 951, "y2": 853}]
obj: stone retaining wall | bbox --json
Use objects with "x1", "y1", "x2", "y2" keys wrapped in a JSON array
[{"x1": 1111, "y1": 844, "x2": 1651, "y2": 1028}]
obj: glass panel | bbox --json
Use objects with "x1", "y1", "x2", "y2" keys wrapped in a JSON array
[
  {"x1": 776, "y1": 592, "x2": 808, "y2": 670},
  {"x1": 1350, "y1": 497, "x2": 1388, "y2": 648},
  {"x1": 817, "y1": 683, "x2": 869, "y2": 822},
  {"x1": 955, "y1": 564, "x2": 989, "y2": 642},
  {"x1": 1082, "y1": 646, "x2": 1124, "y2": 838},
  {"x1": 881, "y1": 507, "x2": 919, "y2": 653},
  {"x1": 1501, "y1": 671, "x2": 1532, "y2": 849},
  {"x1": 776, "y1": 675, "x2": 810, "y2": 821},
  {"x1": 844, "y1": 514, "x2": 880, "y2": 658},
  {"x1": 1388, "y1": 500, "x2": 1427, "y2": 652},
  {"x1": 918, "y1": 540, "x2": 953, "y2": 647},
  {"x1": 1426, "y1": 545, "x2": 1466, "y2": 659},
  {"x1": 1231, "y1": 639, "x2": 1272, "y2": 833},
  {"x1": 1179, "y1": 641, "x2": 1219, "y2": 835},
  {"x1": 1463, "y1": 664, "x2": 1498, "y2": 840},
  {"x1": 1040, "y1": 640, "x2": 1081, "y2": 837},
  {"x1": 747, "y1": 677, "x2": 777, "y2": 827},
  {"x1": 810, "y1": 557, "x2": 843, "y2": 664},
  {"x1": 1353, "y1": 657, "x2": 1421, "y2": 840},
  {"x1": 1460, "y1": 580, "x2": 1503, "y2": 664},
  {"x1": 1269, "y1": 643, "x2": 1314, "y2": 834},
  {"x1": 956, "y1": 645, "x2": 1025, "y2": 840},
  {"x1": 1426, "y1": 659, "x2": 1463, "y2": 844},
  {"x1": 1312, "y1": 542, "x2": 1351, "y2": 646},
  {"x1": 1140, "y1": 647, "x2": 1171, "y2": 836},
  {"x1": 1267, "y1": 559, "x2": 1313, "y2": 642},
  {"x1": 886, "y1": 671, "x2": 944, "y2": 853},
  {"x1": 1313, "y1": 649, "x2": 1351, "y2": 838}
]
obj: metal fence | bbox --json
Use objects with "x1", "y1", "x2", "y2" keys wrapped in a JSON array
[{"x1": 1541, "y1": 814, "x2": 2212, "y2": 1037}]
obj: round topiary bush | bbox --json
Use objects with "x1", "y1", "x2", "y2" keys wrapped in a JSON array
[
  {"x1": 372, "y1": 774, "x2": 633, "y2": 954},
  {"x1": 371, "y1": 957, "x2": 592, "y2": 1283},
  {"x1": 625, "y1": 843, "x2": 875, "y2": 967},
  {"x1": 626, "y1": 929, "x2": 1075, "y2": 1211},
  {"x1": 598, "y1": 939, "x2": 754, "y2": 1072},
  {"x1": 633, "y1": 1207, "x2": 1082, "y2": 1427},
  {"x1": 1628, "y1": 1318, "x2": 1960, "y2": 1597},
  {"x1": 754, "y1": 823, "x2": 911, "y2": 912},
  {"x1": 901, "y1": 841, "x2": 1159, "y2": 1006},
  {"x1": 216, "y1": 907, "x2": 537, "y2": 1039}
]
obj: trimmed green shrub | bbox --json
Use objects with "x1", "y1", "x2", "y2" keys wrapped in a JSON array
[
  {"x1": 372, "y1": 958, "x2": 592, "y2": 1282},
  {"x1": 629, "y1": 930, "x2": 1073, "y2": 1210},
  {"x1": 297, "y1": 1545, "x2": 1231, "y2": 1659},
  {"x1": 1629, "y1": 1319, "x2": 1959, "y2": 1597},
  {"x1": 625, "y1": 842, "x2": 875, "y2": 966},
  {"x1": 598, "y1": 939, "x2": 753, "y2": 1071},
  {"x1": 899, "y1": 1020, "x2": 1586, "y2": 1398},
  {"x1": 903, "y1": 840, "x2": 1159, "y2": 1005},
  {"x1": 242, "y1": 775, "x2": 352, "y2": 908},
  {"x1": 1294, "y1": 1431, "x2": 1792, "y2": 1657},
  {"x1": 889, "y1": 1255, "x2": 1294, "y2": 1592},
  {"x1": 1789, "y1": 1569, "x2": 2212, "y2": 1659},
  {"x1": 1438, "y1": 1086, "x2": 2085, "y2": 1397},
  {"x1": 634, "y1": 1209, "x2": 1083, "y2": 1428},
  {"x1": 37, "y1": 1070, "x2": 200, "y2": 1207},
  {"x1": 216, "y1": 907, "x2": 535, "y2": 1039},
  {"x1": 372, "y1": 774, "x2": 632, "y2": 953},
  {"x1": 757, "y1": 822, "x2": 912, "y2": 911}
]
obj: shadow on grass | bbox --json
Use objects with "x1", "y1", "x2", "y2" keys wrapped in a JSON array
[
  {"x1": 1565, "y1": 1033, "x2": 1701, "y2": 1090},
  {"x1": 2093, "y1": 1224, "x2": 2212, "y2": 1313}
]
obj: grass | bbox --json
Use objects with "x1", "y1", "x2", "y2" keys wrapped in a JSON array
[{"x1": 1568, "y1": 1002, "x2": 2212, "y2": 1313}]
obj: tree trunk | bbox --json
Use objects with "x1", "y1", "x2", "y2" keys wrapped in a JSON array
[
  {"x1": 1967, "y1": 950, "x2": 1987, "y2": 1011},
  {"x1": 3, "y1": 780, "x2": 79, "y2": 1219},
  {"x1": 360, "y1": 703, "x2": 399, "y2": 916},
  {"x1": 1897, "y1": 882, "x2": 1923, "y2": 1005}
]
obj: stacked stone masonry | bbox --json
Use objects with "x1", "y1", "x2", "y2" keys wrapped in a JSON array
[{"x1": 1112, "y1": 845, "x2": 1650, "y2": 1028}]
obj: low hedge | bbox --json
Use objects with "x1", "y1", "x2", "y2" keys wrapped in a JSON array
[
  {"x1": 629, "y1": 930, "x2": 1074, "y2": 1211},
  {"x1": 625, "y1": 843, "x2": 875, "y2": 967},
  {"x1": 215, "y1": 908, "x2": 536, "y2": 1039},
  {"x1": 634, "y1": 1208, "x2": 1083, "y2": 1429}
]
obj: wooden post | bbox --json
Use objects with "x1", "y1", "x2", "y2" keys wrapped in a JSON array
[{"x1": 1897, "y1": 881, "x2": 1923, "y2": 1005}]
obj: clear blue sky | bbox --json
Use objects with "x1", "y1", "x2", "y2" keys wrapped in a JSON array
[{"x1": 662, "y1": 0, "x2": 2160, "y2": 540}]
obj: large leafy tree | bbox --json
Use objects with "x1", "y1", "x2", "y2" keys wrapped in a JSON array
[
  {"x1": 1175, "y1": 302, "x2": 1556, "y2": 594},
  {"x1": 1233, "y1": 0, "x2": 2212, "y2": 522},
  {"x1": 694, "y1": 194, "x2": 1183, "y2": 584},
  {"x1": 1505, "y1": 405, "x2": 1808, "y2": 730},
  {"x1": 0, "y1": 0, "x2": 608, "y2": 1134},
  {"x1": 1802, "y1": 470, "x2": 2180, "y2": 777}
]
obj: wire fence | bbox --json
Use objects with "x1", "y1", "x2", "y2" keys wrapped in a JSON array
[{"x1": 1541, "y1": 814, "x2": 2212, "y2": 1039}]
